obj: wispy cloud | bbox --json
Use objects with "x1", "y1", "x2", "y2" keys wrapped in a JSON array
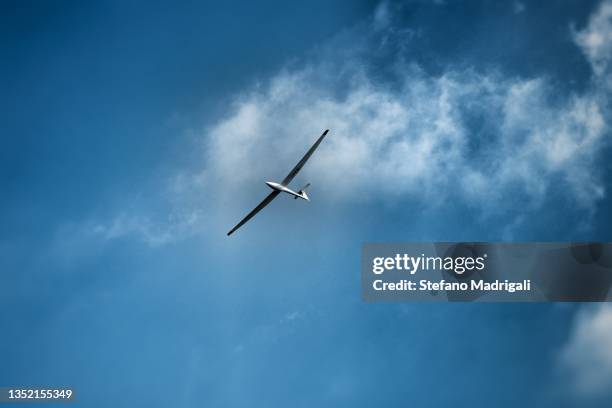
[
  {"x1": 92, "y1": 214, "x2": 182, "y2": 247},
  {"x1": 573, "y1": 0, "x2": 612, "y2": 82},
  {"x1": 513, "y1": 1, "x2": 526, "y2": 15},
  {"x1": 560, "y1": 304, "x2": 612, "y2": 397},
  {"x1": 92, "y1": 0, "x2": 611, "y2": 245},
  {"x1": 204, "y1": 67, "x2": 606, "y2": 212}
]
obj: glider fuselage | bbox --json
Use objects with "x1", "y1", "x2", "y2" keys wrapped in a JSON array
[{"x1": 265, "y1": 181, "x2": 309, "y2": 200}]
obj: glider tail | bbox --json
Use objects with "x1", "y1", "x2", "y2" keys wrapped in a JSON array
[{"x1": 294, "y1": 183, "x2": 311, "y2": 201}]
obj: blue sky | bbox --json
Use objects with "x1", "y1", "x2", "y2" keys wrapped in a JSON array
[{"x1": 2, "y1": 0, "x2": 612, "y2": 406}]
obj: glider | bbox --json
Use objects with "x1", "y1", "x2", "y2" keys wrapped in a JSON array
[{"x1": 227, "y1": 129, "x2": 329, "y2": 236}]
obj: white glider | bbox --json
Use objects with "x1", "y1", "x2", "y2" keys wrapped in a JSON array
[{"x1": 227, "y1": 129, "x2": 329, "y2": 236}]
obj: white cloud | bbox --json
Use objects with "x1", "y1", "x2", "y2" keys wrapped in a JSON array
[
  {"x1": 89, "y1": 0, "x2": 612, "y2": 246},
  {"x1": 202, "y1": 67, "x2": 607, "y2": 213},
  {"x1": 573, "y1": 0, "x2": 612, "y2": 84},
  {"x1": 91, "y1": 207, "x2": 202, "y2": 247},
  {"x1": 86, "y1": 169, "x2": 210, "y2": 247},
  {"x1": 560, "y1": 304, "x2": 612, "y2": 397},
  {"x1": 92, "y1": 215, "x2": 175, "y2": 247}
]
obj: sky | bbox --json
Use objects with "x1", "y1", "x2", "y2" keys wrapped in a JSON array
[{"x1": 1, "y1": 0, "x2": 612, "y2": 406}]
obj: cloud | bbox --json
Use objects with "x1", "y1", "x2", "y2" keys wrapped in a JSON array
[
  {"x1": 373, "y1": 2, "x2": 392, "y2": 32},
  {"x1": 85, "y1": 169, "x2": 210, "y2": 247},
  {"x1": 91, "y1": 203, "x2": 203, "y2": 247},
  {"x1": 560, "y1": 304, "x2": 612, "y2": 397},
  {"x1": 203, "y1": 66, "x2": 607, "y2": 213},
  {"x1": 193, "y1": 0, "x2": 612, "y2": 222},
  {"x1": 513, "y1": 1, "x2": 525, "y2": 14},
  {"x1": 573, "y1": 0, "x2": 612, "y2": 81},
  {"x1": 91, "y1": 0, "x2": 611, "y2": 245},
  {"x1": 92, "y1": 214, "x2": 177, "y2": 247}
]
